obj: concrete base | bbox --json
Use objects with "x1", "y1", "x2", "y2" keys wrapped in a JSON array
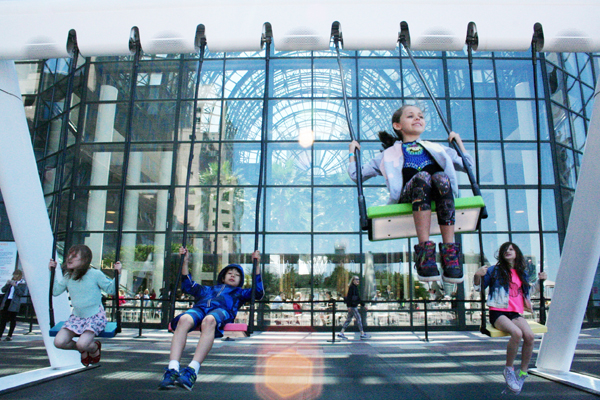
[
  {"x1": 0, "y1": 364, "x2": 98, "y2": 395},
  {"x1": 529, "y1": 368, "x2": 600, "y2": 396}
]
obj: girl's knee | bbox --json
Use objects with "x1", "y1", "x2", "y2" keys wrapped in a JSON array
[
  {"x1": 432, "y1": 171, "x2": 449, "y2": 182},
  {"x1": 510, "y1": 329, "x2": 523, "y2": 341},
  {"x1": 523, "y1": 331, "x2": 535, "y2": 344},
  {"x1": 53, "y1": 336, "x2": 65, "y2": 349},
  {"x1": 415, "y1": 171, "x2": 432, "y2": 183},
  {"x1": 75, "y1": 340, "x2": 88, "y2": 352}
]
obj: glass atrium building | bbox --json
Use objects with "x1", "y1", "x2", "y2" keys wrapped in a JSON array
[{"x1": 3, "y1": 45, "x2": 600, "y2": 331}]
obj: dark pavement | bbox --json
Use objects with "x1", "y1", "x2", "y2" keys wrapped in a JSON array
[{"x1": 1, "y1": 325, "x2": 599, "y2": 399}]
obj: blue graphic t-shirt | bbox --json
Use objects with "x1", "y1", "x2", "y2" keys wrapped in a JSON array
[{"x1": 402, "y1": 142, "x2": 442, "y2": 184}]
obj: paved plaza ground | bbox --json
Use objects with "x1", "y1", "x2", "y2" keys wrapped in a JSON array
[{"x1": 0, "y1": 325, "x2": 599, "y2": 399}]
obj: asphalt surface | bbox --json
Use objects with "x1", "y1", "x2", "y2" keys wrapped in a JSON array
[{"x1": 1, "y1": 325, "x2": 599, "y2": 399}]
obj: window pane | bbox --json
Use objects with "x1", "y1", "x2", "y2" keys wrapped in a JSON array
[
  {"x1": 224, "y1": 59, "x2": 265, "y2": 98},
  {"x1": 314, "y1": 187, "x2": 357, "y2": 232},
  {"x1": 266, "y1": 188, "x2": 311, "y2": 232},
  {"x1": 270, "y1": 99, "x2": 312, "y2": 141},
  {"x1": 271, "y1": 58, "x2": 311, "y2": 98},
  {"x1": 504, "y1": 143, "x2": 538, "y2": 185},
  {"x1": 312, "y1": 143, "x2": 351, "y2": 186},
  {"x1": 358, "y1": 58, "x2": 402, "y2": 98},
  {"x1": 136, "y1": 60, "x2": 179, "y2": 100},
  {"x1": 268, "y1": 143, "x2": 312, "y2": 186},
  {"x1": 480, "y1": 189, "x2": 509, "y2": 232},
  {"x1": 77, "y1": 145, "x2": 125, "y2": 186},
  {"x1": 131, "y1": 101, "x2": 176, "y2": 141},
  {"x1": 181, "y1": 60, "x2": 224, "y2": 100},
  {"x1": 126, "y1": 145, "x2": 173, "y2": 185}
]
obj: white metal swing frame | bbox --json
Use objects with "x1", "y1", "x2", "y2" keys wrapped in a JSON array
[{"x1": 1, "y1": 0, "x2": 600, "y2": 394}]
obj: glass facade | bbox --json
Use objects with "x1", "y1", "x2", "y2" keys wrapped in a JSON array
[{"x1": 4, "y1": 46, "x2": 599, "y2": 330}]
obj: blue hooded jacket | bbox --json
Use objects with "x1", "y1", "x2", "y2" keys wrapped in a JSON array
[{"x1": 180, "y1": 263, "x2": 264, "y2": 326}]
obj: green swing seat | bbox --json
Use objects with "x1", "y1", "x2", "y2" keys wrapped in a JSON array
[
  {"x1": 483, "y1": 319, "x2": 548, "y2": 338},
  {"x1": 367, "y1": 196, "x2": 485, "y2": 241}
]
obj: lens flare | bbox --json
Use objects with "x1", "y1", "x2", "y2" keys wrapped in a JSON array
[
  {"x1": 255, "y1": 331, "x2": 323, "y2": 400},
  {"x1": 298, "y1": 128, "x2": 314, "y2": 148}
]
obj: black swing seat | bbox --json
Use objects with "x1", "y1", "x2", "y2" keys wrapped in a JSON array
[
  {"x1": 482, "y1": 319, "x2": 548, "y2": 337},
  {"x1": 49, "y1": 321, "x2": 118, "y2": 338},
  {"x1": 367, "y1": 196, "x2": 485, "y2": 241}
]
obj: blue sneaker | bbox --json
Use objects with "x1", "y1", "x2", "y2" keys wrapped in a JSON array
[
  {"x1": 158, "y1": 368, "x2": 179, "y2": 390},
  {"x1": 177, "y1": 366, "x2": 197, "y2": 391},
  {"x1": 337, "y1": 333, "x2": 348, "y2": 340}
]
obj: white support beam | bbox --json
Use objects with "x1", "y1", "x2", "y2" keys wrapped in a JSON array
[
  {"x1": 0, "y1": 61, "x2": 79, "y2": 369},
  {"x1": 1, "y1": 0, "x2": 600, "y2": 59},
  {"x1": 533, "y1": 70, "x2": 600, "y2": 395}
]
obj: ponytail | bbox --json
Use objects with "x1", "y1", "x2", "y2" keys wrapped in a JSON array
[{"x1": 378, "y1": 130, "x2": 400, "y2": 149}]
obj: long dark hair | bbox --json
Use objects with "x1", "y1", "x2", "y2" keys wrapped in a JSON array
[
  {"x1": 63, "y1": 244, "x2": 93, "y2": 281},
  {"x1": 495, "y1": 242, "x2": 529, "y2": 289},
  {"x1": 378, "y1": 104, "x2": 420, "y2": 149}
]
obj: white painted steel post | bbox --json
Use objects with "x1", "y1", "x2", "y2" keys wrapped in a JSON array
[
  {"x1": 0, "y1": 60, "x2": 79, "y2": 367},
  {"x1": 536, "y1": 78, "x2": 600, "y2": 372}
]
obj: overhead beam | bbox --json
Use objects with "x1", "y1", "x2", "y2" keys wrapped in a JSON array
[{"x1": 0, "y1": 0, "x2": 599, "y2": 59}]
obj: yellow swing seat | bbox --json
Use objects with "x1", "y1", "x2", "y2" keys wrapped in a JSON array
[
  {"x1": 484, "y1": 319, "x2": 548, "y2": 338},
  {"x1": 367, "y1": 196, "x2": 485, "y2": 241}
]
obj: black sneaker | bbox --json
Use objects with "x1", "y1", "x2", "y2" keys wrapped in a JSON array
[{"x1": 414, "y1": 241, "x2": 440, "y2": 282}]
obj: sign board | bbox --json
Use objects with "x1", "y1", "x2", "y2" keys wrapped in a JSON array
[{"x1": 0, "y1": 241, "x2": 18, "y2": 291}]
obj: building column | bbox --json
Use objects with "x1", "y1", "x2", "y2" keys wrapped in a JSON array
[
  {"x1": 152, "y1": 151, "x2": 172, "y2": 295},
  {"x1": 85, "y1": 85, "x2": 118, "y2": 267},
  {"x1": 0, "y1": 60, "x2": 78, "y2": 367}
]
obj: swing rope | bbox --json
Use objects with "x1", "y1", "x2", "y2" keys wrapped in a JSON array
[
  {"x1": 532, "y1": 29, "x2": 546, "y2": 324},
  {"x1": 112, "y1": 35, "x2": 142, "y2": 333},
  {"x1": 48, "y1": 38, "x2": 79, "y2": 328},
  {"x1": 464, "y1": 30, "x2": 491, "y2": 336},
  {"x1": 333, "y1": 30, "x2": 369, "y2": 231},
  {"x1": 399, "y1": 35, "x2": 488, "y2": 220},
  {"x1": 248, "y1": 33, "x2": 272, "y2": 334},
  {"x1": 168, "y1": 38, "x2": 207, "y2": 324}
]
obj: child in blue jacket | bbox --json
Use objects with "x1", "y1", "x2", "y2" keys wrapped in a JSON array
[{"x1": 159, "y1": 247, "x2": 263, "y2": 391}]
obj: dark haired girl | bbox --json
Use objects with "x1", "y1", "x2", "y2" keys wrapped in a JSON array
[
  {"x1": 474, "y1": 242, "x2": 547, "y2": 394},
  {"x1": 348, "y1": 105, "x2": 473, "y2": 283}
]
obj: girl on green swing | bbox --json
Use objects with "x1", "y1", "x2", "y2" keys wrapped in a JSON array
[{"x1": 348, "y1": 104, "x2": 473, "y2": 283}]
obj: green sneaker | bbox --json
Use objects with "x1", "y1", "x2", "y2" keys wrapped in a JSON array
[{"x1": 516, "y1": 370, "x2": 528, "y2": 394}]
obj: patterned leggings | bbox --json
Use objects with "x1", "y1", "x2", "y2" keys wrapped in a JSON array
[
  {"x1": 399, "y1": 171, "x2": 455, "y2": 226},
  {"x1": 341, "y1": 307, "x2": 364, "y2": 331}
]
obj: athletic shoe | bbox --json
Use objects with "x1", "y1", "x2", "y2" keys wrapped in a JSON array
[
  {"x1": 158, "y1": 368, "x2": 180, "y2": 390},
  {"x1": 4, "y1": 336, "x2": 12, "y2": 341},
  {"x1": 439, "y1": 242, "x2": 464, "y2": 284},
  {"x1": 337, "y1": 333, "x2": 348, "y2": 340},
  {"x1": 360, "y1": 333, "x2": 370, "y2": 340},
  {"x1": 516, "y1": 370, "x2": 528, "y2": 394},
  {"x1": 177, "y1": 366, "x2": 197, "y2": 391},
  {"x1": 503, "y1": 367, "x2": 520, "y2": 393},
  {"x1": 414, "y1": 241, "x2": 441, "y2": 282}
]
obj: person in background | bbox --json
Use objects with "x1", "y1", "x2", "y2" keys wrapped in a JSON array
[{"x1": 0, "y1": 270, "x2": 28, "y2": 341}]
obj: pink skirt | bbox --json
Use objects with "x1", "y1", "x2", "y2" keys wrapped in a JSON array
[{"x1": 64, "y1": 306, "x2": 107, "y2": 336}]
